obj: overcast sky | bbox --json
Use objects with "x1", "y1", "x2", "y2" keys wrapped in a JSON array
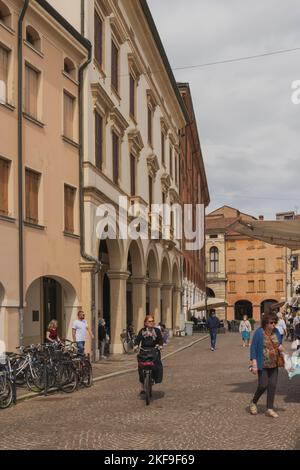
[{"x1": 148, "y1": 0, "x2": 300, "y2": 219}]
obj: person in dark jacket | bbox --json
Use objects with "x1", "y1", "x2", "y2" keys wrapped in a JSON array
[
  {"x1": 98, "y1": 318, "x2": 108, "y2": 359},
  {"x1": 134, "y1": 315, "x2": 163, "y2": 394},
  {"x1": 249, "y1": 312, "x2": 284, "y2": 418},
  {"x1": 207, "y1": 311, "x2": 220, "y2": 351}
]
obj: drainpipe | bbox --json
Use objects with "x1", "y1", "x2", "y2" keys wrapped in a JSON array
[
  {"x1": 18, "y1": 0, "x2": 29, "y2": 347},
  {"x1": 80, "y1": 0, "x2": 85, "y2": 36},
  {"x1": 79, "y1": 38, "x2": 101, "y2": 363}
]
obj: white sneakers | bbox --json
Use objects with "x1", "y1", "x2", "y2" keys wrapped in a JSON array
[
  {"x1": 265, "y1": 409, "x2": 279, "y2": 418},
  {"x1": 249, "y1": 402, "x2": 258, "y2": 415},
  {"x1": 249, "y1": 402, "x2": 279, "y2": 418}
]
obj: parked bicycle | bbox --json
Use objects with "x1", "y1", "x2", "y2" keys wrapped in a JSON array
[
  {"x1": 0, "y1": 355, "x2": 14, "y2": 409},
  {"x1": 120, "y1": 325, "x2": 136, "y2": 354}
]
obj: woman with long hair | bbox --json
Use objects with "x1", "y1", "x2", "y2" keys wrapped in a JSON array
[{"x1": 46, "y1": 319, "x2": 61, "y2": 343}]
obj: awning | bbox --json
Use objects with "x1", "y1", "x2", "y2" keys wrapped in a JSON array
[
  {"x1": 191, "y1": 297, "x2": 228, "y2": 311},
  {"x1": 232, "y1": 219, "x2": 300, "y2": 249}
]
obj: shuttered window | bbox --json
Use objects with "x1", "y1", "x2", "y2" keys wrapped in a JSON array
[
  {"x1": 95, "y1": 111, "x2": 103, "y2": 170},
  {"x1": 0, "y1": 45, "x2": 8, "y2": 104},
  {"x1": 64, "y1": 185, "x2": 76, "y2": 233},
  {"x1": 129, "y1": 73, "x2": 135, "y2": 118},
  {"x1": 111, "y1": 40, "x2": 118, "y2": 92},
  {"x1": 210, "y1": 247, "x2": 219, "y2": 273},
  {"x1": 228, "y1": 258, "x2": 236, "y2": 273},
  {"x1": 248, "y1": 281, "x2": 255, "y2": 292},
  {"x1": 169, "y1": 144, "x2": 173, "y2": 177},
  {"x1": 130, "y1": 154, "x2": 136, "y2": 196},
  {"x1": 148, "y1": 175, "x2": 153, "y2": 207},
  {"x1": 276, "y1": 279, "x2": 283, "y2": 291},
  {"x1": 147, "y1": 106, "x2": 152, "y2": 146},
  {"x1": 63, "y1": 91, "x2": 74, "y2": 140},
  {"x1": 259, "y1": 280, "x2": 266, "y2": 291},
  {"x1": 229, "y1": 281, "x2": 236, "y2": 292},
  {"x1": 112, "y1": 131, "x2": 119, "y2": 184},
  {"x1": 94, "y1": 11, "x2": 103, "y2": 67},
  {"x1": 276, "y1": 257, "x2": 284, "y2": 272},
  {"x1": 25, "y1": 169, "x2": 40, "y2": 224},
  {"x1": 257, "y1": 258, "x2": 265, "y2": 272},
  {"x1": 0, "y1": 157, "x2": 10, "y2": 215},
  {"x1": 161, "y1": 132, "x2": 165, "y2": 166},
  {"x1": 25, "y1": 64, "x2": 39, "y2": 119},
  {"x1": 247, "y1": 259, "x2": 255, "y2": 272}
]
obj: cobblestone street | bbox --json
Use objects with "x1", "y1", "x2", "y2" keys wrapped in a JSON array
[{"x1": 1, "y1": 332, "x2": 300, "y2": 450}]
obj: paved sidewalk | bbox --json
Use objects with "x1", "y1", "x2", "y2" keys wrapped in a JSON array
[{"x1": 92, "y1": 332, "x2": 209, "y2": 380}]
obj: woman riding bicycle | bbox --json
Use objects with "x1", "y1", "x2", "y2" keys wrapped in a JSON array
[{"x1": 134, "y1": 315, "x2": 163, "y2": 395}]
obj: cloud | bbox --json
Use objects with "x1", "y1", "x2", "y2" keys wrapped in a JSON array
[{"x1": 148, "y1": 0, "x2": 300, "y2": 218}]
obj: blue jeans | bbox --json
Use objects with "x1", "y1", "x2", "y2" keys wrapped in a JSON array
[
  {"x1": 77, "y1": 341, "x2": 85, "y2": 354},
  {"x1": 210, "y1": 330, "x2": 217, "y2": 349}
]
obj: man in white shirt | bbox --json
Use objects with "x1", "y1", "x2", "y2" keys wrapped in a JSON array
[{"x1": 72, "y1": 310, "x2": 94, "y2": 354}]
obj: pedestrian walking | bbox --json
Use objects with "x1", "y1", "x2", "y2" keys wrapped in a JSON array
[
  {"x1": 276, "y1": 312, "x2": 287, "y2": 342},
  {"x1": 249, "y1": 312, "x2": 284, "y2": 418},
  {"x1": 72, "y1": 310, "x2": 94, "y2": 354},
  {"x1": 98, "y1": 318, "x2": 108, "y2": 359},
  {"x1": 206, "y1": 311, "x2": 220, "y2": 351},
  {"x1": 239, "y1": 315, "x2": 251, "y2": 347}
]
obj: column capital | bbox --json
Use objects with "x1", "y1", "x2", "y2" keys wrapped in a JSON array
[
  {"x1": 148, "y1": 281, "x2": 162, "y2": 289},
  {"x1": 80, "y1": 261, "x2": 97, "y2": 273},
  {"x1": 107, "y1": 270, "x2": 130, "y2": 281},
  {"x1": 161, "y1": 283, "x2": 174, "y2": 291},
  {"x1": 174, "y1": 287, "x2": 183, "y2": 293},
  {"x1": 131, "y1": 276, "x2": 148, "y2": 285}
]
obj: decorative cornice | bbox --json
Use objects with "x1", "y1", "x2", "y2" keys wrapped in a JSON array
[
  {"x1": 110, "y1": 16, "x2": 127, "y2": 44},
  {"x1": 128, "y1": 129, "x2": 144, "y2": 158},
  {"x1": 161, "y1": 173, "x2": 171, "y2": 193},
  {"x1": 146, "y1": 89, "x2": 158, "y2": 110},
  {"x1": 80, "y1": 261, "x2": 97, "y2": 272},
  {"x1": 131, "y1": 276, "x2": 148, "y2": 285},
  {"x1": 160, "y1": 117, "x2": 169, "y2": 134},
  {"x1": 95, "y1": 0, "x2": 113, "y2": 16},
  {"x1": 128, "y1": 52, "x2": 143, "y2": 81},
  {"x1": 109, "y1": 107, "x2": 129, "y2": 137},
  {"x1": 147, "y1": 154, "x2": 160, "y2": 178},
  {"x1": 169, "y1": 187, "x2": 180, "y2": 204},
  {"x1": 91, "y1": 82, "x2": 114, "y2": 118}
]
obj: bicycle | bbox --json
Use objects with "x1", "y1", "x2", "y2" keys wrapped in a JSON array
[
  {"x1": 137, "y1": 346, "x2": 161, "y2": 406},
  {"x1": 120, "y1": 328, "x2": 136, "y2": 354},
  {"x1": 0, "y1": 357, "x2": 14, "y2": 409}
]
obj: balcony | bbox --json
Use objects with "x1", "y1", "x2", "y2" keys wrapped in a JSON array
[{"x1": 206, "y1": 272, "x2": 226, "y2": 281}]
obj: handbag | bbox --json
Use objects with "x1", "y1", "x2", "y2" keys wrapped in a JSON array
[{"x1": 269, "y1": 335, "x2": 284, "y2": 368}]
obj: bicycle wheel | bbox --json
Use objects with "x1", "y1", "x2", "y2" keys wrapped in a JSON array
[
  {"x1": 0, "y1": 374, "x2": 13, "y2": 409},
  {"x1": 26, "y1": 363, "x2": 45, "y2": 392},
  {"x1": 144, "y1": 371, "x2": 151, "y2": 406},
  {"x1": 58, "y1": 363, "x2": 78, "y2": 393},
  {"x1": 82, "y1": 360, "x2": 93, "y2": 387}
]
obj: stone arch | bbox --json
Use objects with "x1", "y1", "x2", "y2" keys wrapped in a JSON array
[
  {"x1": 146, "y1": 244, "x2": 159, "y2": 281},
  {"x1": 260, "y1": 299, "x2": 278, "y2": 316},
  {"x1": 161, "y1": 252, "x2": 171, "y2": 283},
  {"x1": 24, "y1": 275, "x2": 79, "y2": 345},
  {"x1": 0, "y1": 1, "x2": 11, "y2": 28},
  {"x1": 126, "y1": 239, "x2": 145, "y2": 277},
  {"x1": 97, "y1": 224, "x2": 124, "y2": 271},
  {"x1": 206, "y1": 287, "x2": 215, "y2": 298},
  {"x1": 172, "y1": 261, "x2": 181, "y2": 330},
  {"x1": 235, "y1": 300, "x2": 253, "y2": 320},
  {"x1": 26, "y1": 25, "x2": 41, "y2": 51}
]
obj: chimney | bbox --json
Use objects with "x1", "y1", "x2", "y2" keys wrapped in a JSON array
[{"x1": 258, "y1": 215, "x2": 264, "y2": 220}]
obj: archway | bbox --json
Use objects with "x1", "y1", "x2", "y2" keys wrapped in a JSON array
[
  {"x1": 126, "y1": 240, "x2": 145, "y2": 332},
  {"x1": 172, "y1": 261, "x2": 180, "y2": 329},
  {"x1": 206, "y1": 287, "x2": 215, "y2": 298},
  {"x1": 235, "y1": 300, "x2": 253, "y2": 320},
  {"x1": 146, "y1": 246, "x2": 159, "y2": 318},
  {"x1": 260, "y1": 299, "x2": 278, "y2": 316},
  {"x1": 24, "y1": 276, "x2": 78, "y2": 345},
  {"x1": 161, "y1": 254, "x2": 171, "y2": 326}
]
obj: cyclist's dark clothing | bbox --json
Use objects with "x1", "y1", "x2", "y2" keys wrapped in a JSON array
[{"x1": 135, "y1": 327, "x2": 163, "y2": 384}]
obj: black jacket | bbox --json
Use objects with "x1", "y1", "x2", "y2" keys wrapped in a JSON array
[
  {"x1": 134, "y1": 327, "x2": 163, "y2": 348},
  {"x1": 98, "y1": 324, "x2": 107, "y2": 341}
]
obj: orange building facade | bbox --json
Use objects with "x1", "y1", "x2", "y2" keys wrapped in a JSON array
[{"x1": 206, "y1": 206, "x2": 287, "y2": 322}]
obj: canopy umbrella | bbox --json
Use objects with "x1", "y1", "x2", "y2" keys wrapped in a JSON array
[
  {"x1": 232, "y1": 219, "x2": 300, "y2": 249},
  {"x1": 191, "y1": 297, "x2": 228, "y2": 311}
]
